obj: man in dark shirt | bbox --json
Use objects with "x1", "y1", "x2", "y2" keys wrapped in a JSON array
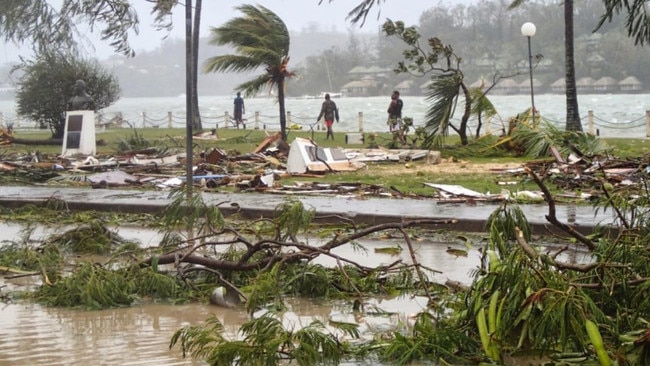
[
  {"x1": 317, "y1": 93, "x2": 339, "y2": 140},
  {"x1": 233, "y1": 92, "x2": 245, "y2": 129},
  {"x1": 387, "y1": 90, "x2": 405, "y2": 144}
]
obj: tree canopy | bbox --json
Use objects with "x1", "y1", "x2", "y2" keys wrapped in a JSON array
[
  {"x1": 16, "y1": 52, "x2": 120, "y2": 138},
  {"x1": 0, "y1": 0, "x2": 140, "y2": 57}
]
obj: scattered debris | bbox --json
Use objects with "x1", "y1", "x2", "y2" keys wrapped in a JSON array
[{"x1": 2, "y1": 133, "x2": 646, "y2": 203}]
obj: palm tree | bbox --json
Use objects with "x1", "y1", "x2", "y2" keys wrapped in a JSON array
[
  {"x1": 562, "y1": 0, "x2": 582, "y2": 132},
  {"x1": 203, "y1": 4, "x2": 294, "y2": 141}
]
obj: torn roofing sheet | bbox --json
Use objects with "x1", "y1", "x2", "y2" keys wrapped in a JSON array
[{"x1": 423, "y1": 183, "x2": 486, "y2": 198}]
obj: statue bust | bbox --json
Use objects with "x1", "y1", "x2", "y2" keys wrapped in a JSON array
[{"x1": 68, "y1": 79, "x2": 95, "y2": 110}]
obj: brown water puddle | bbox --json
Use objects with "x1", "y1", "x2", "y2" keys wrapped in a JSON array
[{"x1": 0, "y1": 296, "x2": 436, "y2": 365}]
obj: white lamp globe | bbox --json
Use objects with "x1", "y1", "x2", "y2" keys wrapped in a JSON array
[{"x1": 521, "y1": 22, "x2": 536, "y2": 37}]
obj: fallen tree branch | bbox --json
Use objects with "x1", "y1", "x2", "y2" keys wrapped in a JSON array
[{"x1": 525, "y1": 167, "x2": 596, "y2": 250}]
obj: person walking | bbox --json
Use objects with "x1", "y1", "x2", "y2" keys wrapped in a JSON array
[
  {"x1": 387, "y1": 90, "x2": 406, "y2": 144},
  {"x1": 233, "y1": 92, "x2": 245, "y2": 129},
  {"x1": 317, "y1": 93, "x2": 339, "y2": 140}
]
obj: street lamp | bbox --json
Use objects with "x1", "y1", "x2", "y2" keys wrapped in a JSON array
[{"x1": 521, "y1": 22, "x2": 536, "y2": 121}]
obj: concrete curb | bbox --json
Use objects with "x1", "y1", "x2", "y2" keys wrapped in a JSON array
[{"x1": 0, "y1": 186, "x2": 617, "y2": 236}]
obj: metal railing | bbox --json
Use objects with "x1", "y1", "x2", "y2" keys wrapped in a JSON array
[{"x1": 1, "y1": 110, "x2": 649, "y2": 138}]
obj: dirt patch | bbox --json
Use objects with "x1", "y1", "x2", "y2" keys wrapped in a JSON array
[{"x1": 370, "y1": 160, "x2": 524, "y2": 175}]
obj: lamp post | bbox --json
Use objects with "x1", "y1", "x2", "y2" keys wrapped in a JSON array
[{"x1": 521, "y1": 22, "x2": 536, "y2": 121}]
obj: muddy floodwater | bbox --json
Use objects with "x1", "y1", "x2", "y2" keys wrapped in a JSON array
[{"x1": 0, "y1": 223, "x2": 587, "y2": 365}]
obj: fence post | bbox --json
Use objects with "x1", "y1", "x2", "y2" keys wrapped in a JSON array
[
  {"x1": 358, "y1": 112, "x2": 364, "y2": 132},
  {"x1": 287, "y1": 111, "x2": 292, "y2": 128},
  {"x1": 167, "y1": 112, "x2": 173, "y2": 128},
  {"x1": 142, "y1": 112, "x2": 146, "y2": 128},
  {"x1": 646, "y1": 110, "x2": 650, "y2": 138},
  {"x1": 224, "y1": 112, "x2": 229, "y2": 129},
  {"x1": 255, "y1": 111, "x2": 260, "y2": 130},
  {"x1": 0, "y1": 112, "x2": 3, "y2": 127},
  {"x1": 588, "y1": 110, "x2": 595, "y2": 135}
]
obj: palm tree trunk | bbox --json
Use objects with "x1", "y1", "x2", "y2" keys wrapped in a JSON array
[
  {"x1": 459, "y1": 82, "x2": 471, "y2": 145},
  {"x1": 191, "y1": 0, "x2": 203, "y2": 131},
  {"x1": 564, "y1": 0, "x2": 583, "y2": 132},
  {"x1": 278, "y1": 78, "x2": 287, "y2": 140}
]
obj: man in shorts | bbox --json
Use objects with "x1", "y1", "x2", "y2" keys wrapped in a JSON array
[{"x1": 317, "y1": 93, "x2": 339, "y2": 140}]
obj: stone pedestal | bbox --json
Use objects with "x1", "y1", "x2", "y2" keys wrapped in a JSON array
[{"x1": 62, "y1": 110, "x2": 96, "y2": 156}]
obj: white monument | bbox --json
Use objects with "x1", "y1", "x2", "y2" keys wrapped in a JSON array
[
  {"x1": 62, "y1": 110, "x2": 96, "y2": 156},
  {"x1": 61, "y1": 80, "x2": 96, "y2": 156}
]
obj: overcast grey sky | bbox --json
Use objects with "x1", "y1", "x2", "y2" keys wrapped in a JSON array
[{"x1": 1, "y1": 0, "x2": 475, "y2": 62}]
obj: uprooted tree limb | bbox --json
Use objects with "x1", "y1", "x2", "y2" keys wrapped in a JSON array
[
  {"x1": 522, "y1": 167, "x2": 650, "y2": 291},
  {"x1": 142, "y1": 218, "x2": 457, "y2": 272}
]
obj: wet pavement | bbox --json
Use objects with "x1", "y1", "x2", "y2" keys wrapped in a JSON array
[{"x1": 0, "y1": 185, "x2": 617, "y2": 235}]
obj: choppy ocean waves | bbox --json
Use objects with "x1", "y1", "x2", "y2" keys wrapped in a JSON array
[{"x1": 1, "y1": 93, "x2": 648, "y2": 138}]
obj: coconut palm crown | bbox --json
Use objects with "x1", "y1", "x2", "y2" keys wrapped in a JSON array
[{"x1": 204, "y1": 4, "x2": 294, "y2": 140}]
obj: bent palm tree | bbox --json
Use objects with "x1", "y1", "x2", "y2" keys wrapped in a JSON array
[{"x1": 204, "y1": 4, "x2": 294, "y2": 140}]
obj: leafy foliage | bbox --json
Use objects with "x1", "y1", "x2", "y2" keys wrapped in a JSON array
[
  {"x1": 35, "y1": 262, "x2": 137, "y2": 309},
  {"x1": 115, "y1": 127, "x2": 152, "y2": 152},
  {"x1": 383, "y1": 20, "x2": 497, "y2": 147},
  {"x1": 171, "y1": 311, "x2": 358, "y2": 366},
  {"x1": 0, "y1": 0, "x2": 139, "y2": 56},
  {"x1": 598, "y1": 0, "x2": 650, "y2": 46},
  {"x1": 0, "y1": 240, "x2": 63, "y2": 282},
  {"x1": 15, "y1": 51, "x2": 120, "y2": 138},
  {"x1": 47, "y1": 220, "x2": 137, "y2": 255},
  {"x1": 158, "y1": 186, "x2": 226, "y2": 240},
  {"x1": 34, "y1": 263, "x2": 186, "y2": 310},
  {"x1": 381, "y1": 312, "x2": 477, "y2": 364},
  {"x1": 507, "y1": 117, "x2": 611, "y2": 158},
  {"x1": 274, "y1": 198, "x2": 315, "y2": 241}
]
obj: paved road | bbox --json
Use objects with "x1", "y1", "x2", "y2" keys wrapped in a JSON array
[{"x1": 0, "y1": 186, "x2": 617, "y2": 235}]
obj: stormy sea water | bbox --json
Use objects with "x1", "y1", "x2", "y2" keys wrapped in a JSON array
[{"x1": 0, "y1": 93, "x2": 648, "y2": 138}]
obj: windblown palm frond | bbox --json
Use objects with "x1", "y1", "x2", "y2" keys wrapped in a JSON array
[
  {"x1": 469, "y1": 87, "x2": 497, "y2": 120},
  {"x1": 236, "y1": 74, "x2": 274, "y2": 98},
  {"x1": 512, "y1": 120, "x2": 611, "y2": 158},
  {"x1": 598, "y1": 0, "x2": 650, "y2": 46},
  {"x1": 422, "y1": 72, "x2": 462, "y2": 148},
  {"x1": 203, "y1": 55, "x2": 266, "y2": 74}
]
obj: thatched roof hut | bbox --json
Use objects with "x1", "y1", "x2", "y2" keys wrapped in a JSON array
[
  {"x1": 576, "y1": 77, "x2": 596, "y2": 92},
  {"x1": 518, "y1": 78, "x2": 544, "y2": 93},
  {"x1": 340, "y1": 77, "x2": 378, "y2": 97},
  {"x1": 619, "y1": 76, "x2": 642, "y2": 92},
  {"x1": 593, "y1": 77, "x2": 619, "y2": 92},
  {"x1": 493, "y1": 78, "x2": 518, "y2": 95}
]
